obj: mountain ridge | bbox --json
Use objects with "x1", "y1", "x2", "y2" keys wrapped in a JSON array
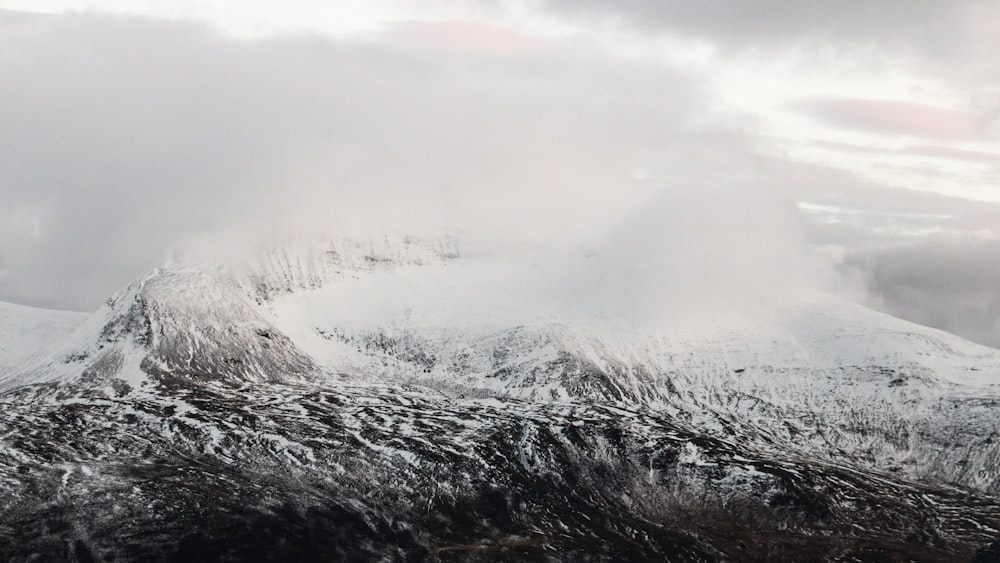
[{"x1": 2, "y1": 235, "x2": 1000, "y2": 560}]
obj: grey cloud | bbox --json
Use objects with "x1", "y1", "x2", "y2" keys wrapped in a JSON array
[
  {"x1": 755, "y1": 158, "x2": 1000, "y2": 225},
  {"x1": 790, "y1": 97, "x2": 981, "y2": 140},
  {"x1": 903, "y1": 145, "x2": 1000, "y2": 164},
  {"x1": 551, "y1": 176, "x2": 829, "y2": 326},
  {"x1": 805, "y1": 140, "x2": 1000, "y2": 166},
  {"x1": 536, "y1": 0, "x2": 970, "y2": 56},
  {"x1": 774, "y1": 161, "x2": 1000, "y2": 347},
  {"x1": 0, "y1": 9, "x2": 709, "y2": 311},
  {"x1": 6, "y1": 7, "x2": 1000, "y2": 353},
  {"x1": 843, "y1": 236, "x2": 1000, "y2": 347},
  {"x1": 536, "y1": 0, "x2": 1000, "y2": 123}
]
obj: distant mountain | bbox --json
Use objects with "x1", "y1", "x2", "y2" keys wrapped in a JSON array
[
  {"x1": 0, "y1": 299, "x2": 85, "y2": 373},
  {"x1": 2, "y1": 235, "x2": 999, "y2": 561}
]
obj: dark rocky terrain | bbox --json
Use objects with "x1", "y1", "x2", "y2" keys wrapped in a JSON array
[{"x1": 2, "y1": 376, "x2": 1000, "y2": 561}]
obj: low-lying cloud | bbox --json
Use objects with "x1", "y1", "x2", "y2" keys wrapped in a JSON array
[
  {"x1": 0, "y1": 10, "x2": 701, "y2": 310},
  {"x1": 843, "y1": 235, "x2": 1000, "y2": 347},
  {"x1": 3, "y1": 7, "x2": 1000, "y2": 351},
  {"x1": 0, "y1": 9, "x2": 832, "y2": 324}
]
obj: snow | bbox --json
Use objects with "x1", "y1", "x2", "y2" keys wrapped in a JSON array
[
  {"x1": 3, "y1": 233, "x2": 1000, "y2": 492},
  {"x1": 247, "y1": 236, "x2": 1000, "y2": 490},
  {"x1": 0, "y1": 300, "x2": 86, "y2": 374}
]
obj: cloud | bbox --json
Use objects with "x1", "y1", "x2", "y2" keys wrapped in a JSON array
[
  {"x1": 4, "y1": 6, "x2": 1000, "y2": 352},
  {"x1": 0, "y1": 9, "x2": 711, "y2": 310},
  {"x1": 750, "y1": 157, "x2": 1000, "y2": 229},
  {"x1": 842, "y1": 234, "x2": 1000, "y2": 347},
  {"x1": 791, "y1": 97, "x2": 980, "y2": 140},
  {"x1": 805, "y1": 140, "x2": 1000, "y2": 166},
  {"x1": 388, "y1": 20, "x2": 545, "y2": 53},
  {"x1": 901, "y1": 145, "x2": 1000, "y2": 164},
  {"x1": 774, "y1": 162, "x2": 1000, "y2": 347},
  {"x1": 534, "y1": 0, "x2": 976, "y2": 58},
  {"x1": 548, "y1": 174, "x2": 832, "y2": 327},
  {"x1": 534, "y1": 0, "x2": 1000, "y2": 141}
]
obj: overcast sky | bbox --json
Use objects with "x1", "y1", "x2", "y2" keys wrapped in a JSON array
[{"x1": 2, "y1": 1, "x2": 1000, "y2": 346}]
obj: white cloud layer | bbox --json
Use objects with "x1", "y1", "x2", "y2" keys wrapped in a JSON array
[{"x1": 2, "y1": 3, "x2": 1000, "y2": 347}]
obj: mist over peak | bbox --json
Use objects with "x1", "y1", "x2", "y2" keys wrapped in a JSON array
[{"x1": 2, "y1": 5, "x2": 1000, "y2": 347}]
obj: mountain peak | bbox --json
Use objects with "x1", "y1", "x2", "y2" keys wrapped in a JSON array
[{"x1": 1, "y1": 265, "x2": 316, "y2": 393}]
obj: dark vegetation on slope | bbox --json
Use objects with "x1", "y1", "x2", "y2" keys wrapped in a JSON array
[{"x1": 2, "y1": 377, "x2": 999, "y2": 562}]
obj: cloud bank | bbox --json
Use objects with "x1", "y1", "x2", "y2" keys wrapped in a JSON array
[
  {"x1": 843, "y1": 235, "x2": 1000, "y2": 347},
  {"x1": 0, "y1": 10, "x2": 693, "y2": 309},
  {"x1": 3, "y1": 4, "x2": 1000, "y2": 350}
]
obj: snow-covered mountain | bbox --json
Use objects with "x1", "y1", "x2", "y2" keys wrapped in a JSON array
[
  {"x1": 248, "y1": 235, "x2": 1000, "y2": 492},
  {"x1": 0, "y1": 300, "x2": 85, "y2": 373},
  {"x1": 2, "y1": 234, "x2": 1000, "y2": 560}
]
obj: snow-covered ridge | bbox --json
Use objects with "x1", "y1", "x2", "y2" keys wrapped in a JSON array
[
  {"x1": 243, "y1": 236, "x2": 1000, "y2": 491},
  {"x1": 0, "y1": 265, "x2": 317, "y2": 393},
  {"x1": 240, "y1": 233, "x2": 461, "y2": 300},
  {"x1": 267, "y1": 264, "x2": 1000, "y2": 489},
  {"x1": 0, "y1": 300, "x2": 86, "y2": 373},
  {"x1": 3, "y1": 234, "x2": 1000, "y2": 493}
]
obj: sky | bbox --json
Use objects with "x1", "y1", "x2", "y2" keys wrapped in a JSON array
[{"x1": 2, "y1": 1, "x2": 1000, "y2": 346}]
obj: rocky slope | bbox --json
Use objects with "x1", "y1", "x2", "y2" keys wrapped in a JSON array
[
  {"x1": 251, "y1": 235, "x2": 1000, "y2": 493},
  {"x1": 3, "y1": 378, "x2": 1000, "y2": 561},
  {"x1": 2, "y1": 234, "x2": 1000, "y2": 561}
]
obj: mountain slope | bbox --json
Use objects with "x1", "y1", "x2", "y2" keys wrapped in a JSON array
[
  {"x1": 0, "y1": 300, "x2": 85, "y2": 373},
  {"x1": 0, "y1": 267, "x2": 315, "y2": 393},
  {"x1": 243, "y1": 236, "x2": 1000, "y2": 492},
  {"x1": 3, "y1": 379, "x2": 999, "y2": 561},
  {"x1": 2, "y1": 235, "x2": 1000, "y2": 560}
]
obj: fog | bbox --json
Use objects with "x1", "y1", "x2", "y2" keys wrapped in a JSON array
[
  {"x1": 0, "y1": 11, "x2": 807, "y2": 309},
  {"x1": 2, "y1": 5, "x2": 1000, "y2": 348},
  {"x1": 843, "y1": 235, "x2": 1000, "y2": 347}
]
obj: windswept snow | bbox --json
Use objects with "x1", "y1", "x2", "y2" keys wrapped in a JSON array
[
  {"x1": 3, "y1": 234, "x2": 1000, "y2": 493},
  {"x1": 0, "y1": 300, "x2": 85, "y2": 373},
  {"x1": 2, "y1": 234, "x2": 1000, "y2": 559},
  {"x1": 250, "y1": 235, "x2": 1000, "y2": 491}
]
